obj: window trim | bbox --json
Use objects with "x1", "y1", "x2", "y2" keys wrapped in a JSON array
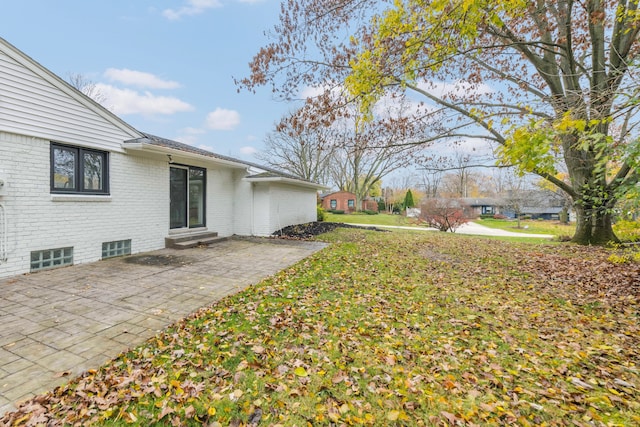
[{"x1": 50, "y1": 142, "x2": 110, "y2": 195}]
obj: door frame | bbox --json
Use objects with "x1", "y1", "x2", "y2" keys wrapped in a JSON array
[{"x1": 169, "y1": 165, "x2": 206, "y2": 230}]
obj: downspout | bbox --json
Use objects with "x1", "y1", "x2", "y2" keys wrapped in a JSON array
[
  {"x1": 0, "y1": 203, "x2": 7, "y2": 262},
  {"x1": 247, "y1": 168, "x2": 255, "y2": 236}
]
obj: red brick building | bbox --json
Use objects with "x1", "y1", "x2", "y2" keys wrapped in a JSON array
[{"x1": 320, "y1": 191, "x2": 379, "y2": 212}]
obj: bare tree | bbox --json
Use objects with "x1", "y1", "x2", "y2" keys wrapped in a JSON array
[
  {"x1": 240, "y1": 0, "x2": 640, "y2": 245},
  {"x1": 499, "y1": 171, "x2": 533, "y2": 228},
  {"x1": 67, "y1": 73, "x2": 108, "y2": 105},
  {"x1": 255, "y1": 114, "x2": 335, "y2": 185}
]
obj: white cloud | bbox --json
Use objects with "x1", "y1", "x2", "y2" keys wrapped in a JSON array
[
  {"x1": 299, "y1": 82, "x2": 343, "y2": 100},
  {"x1": 104, "y1": 68, "x2": 181, "y2": 89},
  {"x1": 240, "y1": 146, "x2": 257, "y2": 155},
  {"x1": 96, "y1": 83, "x2": 194, "y2": 116},
  {"x1": 163, "y1": 0, "x2": 222, "y2": 20},
  {"x1": 206, "y1": 108, "x2": 241, "y2": 130}
]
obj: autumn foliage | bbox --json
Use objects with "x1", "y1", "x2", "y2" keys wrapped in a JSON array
[
  {"x1": 419, "y1": 198, "x2": 469, "y2": 232},
  {"x1": 3, "y1": 229, "x2": 639, "y2": 425},
  {"x1": 240, "y1": 0, "x2": 640, "y2": 245}
]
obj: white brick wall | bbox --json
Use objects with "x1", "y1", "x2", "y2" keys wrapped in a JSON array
[
  {"x1": 268, "y1": 183, "x2": 317, "y2": 235},
  {"x1": 250, "y1": 182, "x2": 318, "y2": 236},
  {"x1": 0, "y1": 132, "x2": 168, "y2": 279},
  {"x1": 0, "y1": 132, "x2": 320, "y2": 278}
]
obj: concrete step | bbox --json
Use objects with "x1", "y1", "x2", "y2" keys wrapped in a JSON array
[{"x1": 165, "y1": 231, "x2": 227, "y2": 249}]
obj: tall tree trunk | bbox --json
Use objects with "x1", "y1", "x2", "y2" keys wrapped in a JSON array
[{"x1": 571, "y1": 203, "x2": 619, "y2": 245}]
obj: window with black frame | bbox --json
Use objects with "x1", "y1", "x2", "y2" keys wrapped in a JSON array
[{"x1": 51, "y1": 143, "x2": 109, "y2": 194}]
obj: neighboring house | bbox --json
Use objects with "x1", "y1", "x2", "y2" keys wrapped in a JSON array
[
  {"x1": 320, "y1": 191, "x2": 379, "y2": 212},
  {"x1": 459, "y1": 198, "x2": 503, "y2": 217},
  {"x1": 424, "y1": 194, "x2": 570, "y2": 221},
  {"x1": 501, "y1": 190, "x2": 569, "y2": 220},
  {"x1": 0, "y1": 37, "x2": 324, "y2": 279}
]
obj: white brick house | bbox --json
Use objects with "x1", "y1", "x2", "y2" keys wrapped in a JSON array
[{"x1": 0, "y1": 38, "x2": 323, "y2": 279}]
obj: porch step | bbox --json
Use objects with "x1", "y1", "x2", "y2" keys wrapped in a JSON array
[{"x1": 165, "y1": 231, "x2": 227, "y2": 249}]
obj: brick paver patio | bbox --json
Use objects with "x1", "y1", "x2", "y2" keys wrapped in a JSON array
[{"x1": 0, "y1": 238, "x2": 326, "y2": 416}]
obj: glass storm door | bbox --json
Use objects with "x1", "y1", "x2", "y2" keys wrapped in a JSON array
[{"x1": 170, "y1": 166, "x2": 206, "y2": 229}]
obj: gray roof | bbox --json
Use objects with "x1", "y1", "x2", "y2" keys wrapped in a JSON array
[
  {"x1": 521, "y1": 206, "x2": 563, "y2": 214},
  {"x1": 461, "y1": 198, "x2": 503, "y2": 206},
  {"x1": 126, "y1": 133, "x2": 320, "y2": 186}
]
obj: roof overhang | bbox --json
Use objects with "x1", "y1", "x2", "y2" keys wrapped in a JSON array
[
  {"x1": 124, "y1": 141, "x2": 249, "y2": 169},
  {"x1": 244, "y1": 175, "x2": 329, "y2": 190}
]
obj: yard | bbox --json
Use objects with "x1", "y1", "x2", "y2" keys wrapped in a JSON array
[
  {"x1": 476, "y1": 218, "x2": 576, "y2": 238},
  {"x1": 4, "y1": 229, "x2": 639, "y2": 426},
  {"x1": 324, "y1": 212, "x2": 414, "y2": 226}
]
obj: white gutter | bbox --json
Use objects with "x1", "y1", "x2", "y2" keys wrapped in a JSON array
[
  {"x1": 243, "y1": 175, "x2": 329, "y2": 190},
  {"x1": 124, "y1": 142, "x2": 249, "y2": 169}
]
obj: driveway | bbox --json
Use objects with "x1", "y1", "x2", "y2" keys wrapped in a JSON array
[
  {"x1": 0, "y1": 238, "x2": 327, "y2": 416},
  {"x1": 352, "y1": 222, "x2": 554, "y2": 238},
  {"x1": 453, "y1": 221, "x2": 554, "y2": 238}
]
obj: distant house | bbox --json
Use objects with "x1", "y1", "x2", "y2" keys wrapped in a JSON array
[
  {"x1": 423, "y1": 194, "x2": 571, "y2": 221},
  {"x1": 460, "y1": 198, "x2": 503, "y2": 217},
  {"x1": 0, "y1": 37, "x2": 325, "y2": 279},
  {"x1": 320, "y1": 191, "x2": 379, "y2": 212},
  {"x1": 501, "y1": 190, "x2": 569, "y2": 220}
]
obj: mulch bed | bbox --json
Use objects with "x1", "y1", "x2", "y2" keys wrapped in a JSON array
[{"x1": 272, "y1": 222, "x2": 387, "y2": 239}]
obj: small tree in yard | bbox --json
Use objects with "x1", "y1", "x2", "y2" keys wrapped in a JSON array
[
  {"x1": 404, "y1": 189, "x2": 415, "y2": 209},
  {"x1": 420, "y1": 199, "x2": 468, "y2": 232}
]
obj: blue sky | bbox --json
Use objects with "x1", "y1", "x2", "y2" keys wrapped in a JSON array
[{"x1": 0, "y1": 0, "x2": 292, "y2": 161}]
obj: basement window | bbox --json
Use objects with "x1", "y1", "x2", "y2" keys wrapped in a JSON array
[
  {"x1": 102, "y1": 239, "x2": 131, "y2": 259},
  {"x1": 30, "y1": 247, "x2": 73, "y2": 272}
]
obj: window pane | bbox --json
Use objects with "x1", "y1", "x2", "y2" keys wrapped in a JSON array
[
  {"x1": 189, "y1": 168, "x2": 205, "y2": 228},
  {"x1": 170, "y1": 167, "x2": 188, "y2": 228},
  {"x1": 83, "y1": 152, "x2": 104, "y2": 190},
  {"x1": 53, "y1": 147, "x2": 76, "y2": 189}
]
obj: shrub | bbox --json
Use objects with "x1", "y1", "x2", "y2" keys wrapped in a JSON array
[
  {"x1": 479, "y1": 214, "x2": 494, "y2": 219},
  {"x1": 329, "y1": 210, "x2": 345, "y2": 214},
  {"x1": 419, "y1": 199, "x2": 469, "y2": 232},
  {"x1": 317, "y1": 206, "x2": 326, "y2": 222},
  {"x1": 493, "y1": 214, "x2": 507, "y2": 219},
  {"x1": 613, "y1": 219, "x2": 640, "y2": 242},
  {"x1": 362, "y1": 210, "x2": 378, "y2": 215}
]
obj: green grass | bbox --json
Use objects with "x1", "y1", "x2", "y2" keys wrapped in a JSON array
[
  {"x1": 5, "y1": 230, "x2": 639, "y2": 426},
  {"x1": 477, "y1": 218, "x2": 575, "y2": 237},
  {"x1": 325, "y1": 212, "x2": 415, "y2": 226}
]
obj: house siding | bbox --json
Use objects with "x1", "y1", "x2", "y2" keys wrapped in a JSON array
[
  {"x1": 207, "y1": 167, "x2": 237, "y2": 237},
  {"x1": 268, "y1": 183, "x2": 317, "y2": 234},
  {"x1": 0, "y1": 132, "x2": 167, "y2": 279},
  {"x1": 0, "y1": 47, "x2": 136, "y2": 152},
  {"x1": 0, "y1": 38, "x2": 324, "y2": 279},
  {"x1": 251, "y1": 184, "x2": 272, "y2": 236},
  {"x1": 251, "y1": 182, "x2": 317, "y2": 236}
]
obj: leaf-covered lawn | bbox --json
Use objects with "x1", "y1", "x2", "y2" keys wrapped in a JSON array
[
  {"x1": 4, "y1": 230, "x2": 640, "y2": 426},
  {"x1": 476, "y1": 219, "x2": 576, "y2": 237}
]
